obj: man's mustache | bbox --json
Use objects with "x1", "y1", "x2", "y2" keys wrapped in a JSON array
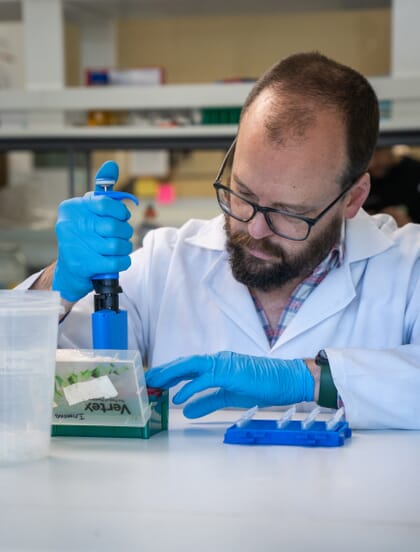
[{"x1": 229, "y1": 230, "x2": 285, "y2": 258}]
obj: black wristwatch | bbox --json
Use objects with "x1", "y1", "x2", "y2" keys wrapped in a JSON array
[{"x1": 315, "y1": 350, "x2": 338, "y2": 409}]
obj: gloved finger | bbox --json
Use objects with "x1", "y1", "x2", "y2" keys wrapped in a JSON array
[
  {"x1": 172, "y1": 372, "x2": 218, "y2": 405},
  {"x1": 58, "y1": 194, "x2": 131, "y2": 224},
  {"x1": 57, "y1": 220, "x2": 133, "y2": 257},
  {"x1": 93, "y1": 217, "x2": 134, "y2": 240},
  {"x1": 57, "y1": 207, "x2": 133, "y2": 244},
  {"x1": 145, "y1": 371, "x2": 194, "y2": 390},
  {"x1": 145, "y1": 367, "x2": 199, "y2": 389},
  {"x1": 145, "y1": 355, "x2": 212, "y2": 388},
  {"x1": 183, "y1": 390, "x2": 260, "y2": 418},
  {"x1": 83, "y1": 234, "x2": 133, "y2": 257},
  {"x1": 52, "y1": 270, "x2": 93, "y2": 298},
  {"x1": 89, "y1": 249, "x2": 132, "y2": 274},
  {"x1": 84, "y1": 192, "x2": 132, "y2": 221},
  {"x1": 62, "y1": 246, "x2": 131, "y2": 278},
  {"x1": 71, "y1": 207, "x2": 133, "y2": 240}
]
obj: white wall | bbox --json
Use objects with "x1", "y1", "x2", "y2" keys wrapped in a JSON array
[{"x1": 0, "y1": 22, "x2": 24, "y2": 88}]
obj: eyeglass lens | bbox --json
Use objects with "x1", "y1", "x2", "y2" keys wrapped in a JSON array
[{"x1": 216, "y1": 186, "x2": 310, "y2": 240}]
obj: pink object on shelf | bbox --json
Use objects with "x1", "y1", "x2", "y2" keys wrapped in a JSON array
[{"x1": 156, "y1": 182, "x2": 176, "y2": 204}]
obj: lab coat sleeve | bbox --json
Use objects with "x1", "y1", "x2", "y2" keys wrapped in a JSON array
[
  {"x1": 327, "y1": 345, "x2": 420, "y2": 429},
  {"x1": 326, "y1": 252, "x2": 420, "y2": 429},
  {"x1": 13, "y1": 270, "x2": 43, "y2": 290}
]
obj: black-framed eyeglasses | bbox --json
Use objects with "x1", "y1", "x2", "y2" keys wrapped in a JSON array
[{"x1": 213, "y1": 140, "x2": 358, "y2": 241}]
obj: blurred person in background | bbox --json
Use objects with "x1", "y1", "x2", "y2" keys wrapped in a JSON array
[{"x1": 365, "y1": 145, "x2": 420, "y2": 225}]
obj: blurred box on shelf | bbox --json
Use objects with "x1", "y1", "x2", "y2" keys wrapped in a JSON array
[
  {"x1": 85, "y1": 68, "x2": 109, "y2": 85},
  {"x1": 379, "y1": 99, "x2": 392, "y2": 120},
  {"x1": 109, "y1": 67, "x2": 164, "y2": 86},
  {"x1": 86, "y1": 67, "x2": 164, "y2": 86},
  {"x1": 201, "y1": 107, "x2": 242, "y2": 125},
  {"x1": 85, "y1": 67, "x2": 165, "y2": 126}
]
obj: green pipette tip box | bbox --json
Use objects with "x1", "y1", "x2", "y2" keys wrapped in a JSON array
[{"x1": 51, "y1": 349, "x2": 168, "y2": 439}]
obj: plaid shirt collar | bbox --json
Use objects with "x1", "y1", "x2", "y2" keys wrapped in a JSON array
[{"x1": 251, "y1": 226, "x2": 345, "y2": 347}]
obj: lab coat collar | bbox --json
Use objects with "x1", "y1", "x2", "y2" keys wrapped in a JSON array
[
  {"x1": 186, "y1": 210, "x2": 395, "y2": 262},
  {"x1": 345, "y1": 209, "x2": 395, "y2": 263},
  {"x1": 185, "y1": 214, "x2": 226, "y2": 250},
  {"x1": 187, "y1": 210, "x2": 396, "y2": 351}
]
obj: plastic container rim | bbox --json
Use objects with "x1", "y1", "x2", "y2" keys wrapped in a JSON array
[{"x1": 0, "y1": 290, "x2": 62, "y2": 312}]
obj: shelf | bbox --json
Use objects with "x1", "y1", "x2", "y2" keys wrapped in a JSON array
[
  {"x1": 0, "y1": 119, "x2": 420, "y2": 151},
  {"x1": 377, "y1": 118, "x2": 420, "y2": 146},
  {"x1": 0, "y1": 76, "x2": 418, "y2": 111},
  {"x1": 0, "y1": 124, "x2": 238, "y2": 151},
  {"x1": 0, "y1": 83, "x2": 254, "y2": 111},
  {"x1": 0, "y1": 77, "x2": 419, "y2": 151}
]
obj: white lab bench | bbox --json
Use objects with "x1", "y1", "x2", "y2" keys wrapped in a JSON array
[{"x1": 0, "y1": 409, "x2": 419, "y2": 552}]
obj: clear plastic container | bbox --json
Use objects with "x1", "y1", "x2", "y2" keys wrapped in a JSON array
[{"x1": 0, "y1": 290, "x2": 61, "y2": 464}]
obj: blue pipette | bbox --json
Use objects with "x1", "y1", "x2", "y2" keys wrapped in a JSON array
[{"x1": 91, "y1": 160, "x2": 138, "y2": 350}]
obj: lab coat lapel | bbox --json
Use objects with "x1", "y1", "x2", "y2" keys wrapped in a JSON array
[
  {"x1": 272, "y1": 210, "x2": 394, "y2": 349},
  {"x1": 272, "y1": 263, "x2": 356, "y2": 348},
  {"x1": 202, "y1": 252, "x2": 269, "y2": 349},
  {"x1": 186, "y1": 215, "x2": 268, "y2": 348}
]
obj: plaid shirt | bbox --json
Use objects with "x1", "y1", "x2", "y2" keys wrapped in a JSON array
[{"x1": 251, "y1": 238, "x2": 345, "y2": 347}]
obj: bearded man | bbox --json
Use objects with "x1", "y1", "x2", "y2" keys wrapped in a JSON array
[{"x1": 26, "y1": 52, "x2": 420, "y2": 429}]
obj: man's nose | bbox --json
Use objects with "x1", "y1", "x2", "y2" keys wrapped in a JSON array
[{"x1": 246, "y1": 211, "x2": 273, "y2": 240}]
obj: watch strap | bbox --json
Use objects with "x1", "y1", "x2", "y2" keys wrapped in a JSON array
[{"x1": 315, "y1": 350, "x2": 338, "y2": 409}]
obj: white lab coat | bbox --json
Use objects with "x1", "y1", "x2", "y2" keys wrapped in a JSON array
[{"x1": 58, "y1": 210, "x2": 420, "y2": 430}]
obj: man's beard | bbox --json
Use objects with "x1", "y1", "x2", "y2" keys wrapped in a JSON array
[{"x1": 225, "y1": 214, "x2": 342, "y2": 292}]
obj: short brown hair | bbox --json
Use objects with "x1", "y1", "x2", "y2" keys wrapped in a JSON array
[{"x1": 241, "y1": 52, "x2": 379, "y2": 188}]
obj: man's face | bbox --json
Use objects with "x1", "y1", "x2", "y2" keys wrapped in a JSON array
[
  {"x1": 224, "y1": 93, "x2": 349, "y2": 292},
  {"x1": 225, "y1": 211, "x2": 342, "y2": 291}
]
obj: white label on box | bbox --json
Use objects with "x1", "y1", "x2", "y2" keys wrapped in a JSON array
[{"x1": 63, "y1": 376, "x2": 118, "y2": 406}]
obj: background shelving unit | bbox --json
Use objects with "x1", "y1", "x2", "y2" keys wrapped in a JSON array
[
  {"x1": 0, "y1": 77, "x2": 420, "y2": 276},
  {"x1": 0, "y1": 77, "x2": 419, "y2": 152}
]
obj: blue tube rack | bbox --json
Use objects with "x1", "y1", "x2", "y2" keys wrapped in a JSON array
[{"x1": 223, "y1": 407, "x2": 352, "y2": 447}]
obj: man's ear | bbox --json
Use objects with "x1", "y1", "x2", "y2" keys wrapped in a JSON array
[{"x1": 344, "y1": 173, "x2": 371, "y2": 219}]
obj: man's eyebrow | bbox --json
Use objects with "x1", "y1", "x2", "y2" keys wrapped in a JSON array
[
  {"x1": 232, "y1": 173, "x2": 312, "y2": 213},
  {"x1": 232, "y1": 173, "x2": 255, "y2": 195}
]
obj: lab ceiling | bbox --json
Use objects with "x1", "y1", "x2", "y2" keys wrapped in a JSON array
[{"x1": 0, "y1": 0, "x2": 390, "y2": 21}]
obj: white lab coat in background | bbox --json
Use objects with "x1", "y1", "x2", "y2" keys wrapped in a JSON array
[{"x1": 59, "y1": 210, "x2": 420, "y2": 430}]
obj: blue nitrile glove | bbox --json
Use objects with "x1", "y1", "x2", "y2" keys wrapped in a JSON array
[
  {"x1": 52, "y1": 192, "x2": 133, "y2": 302},
  {"x1": 145, "y1": 352, "x2": 314, "y2": 418}
]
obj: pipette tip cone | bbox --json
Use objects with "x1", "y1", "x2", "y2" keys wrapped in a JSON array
[{"x1": 95, "y1": 160, "x2": 119, "y2": 183}]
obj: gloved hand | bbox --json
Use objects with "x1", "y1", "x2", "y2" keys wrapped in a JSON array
[
  {"x1": 52, "y1": 192, "x2": 133, "y2": 302},
  {"x1": 145, "y1": 351, "x2": 314, "y2": 418}
]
